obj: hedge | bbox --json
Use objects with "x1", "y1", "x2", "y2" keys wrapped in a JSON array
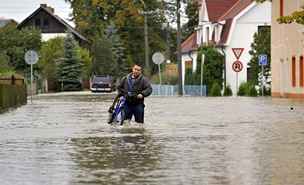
[{"x1": 0, "y1": 84, "x2": 27, "y2": 113}]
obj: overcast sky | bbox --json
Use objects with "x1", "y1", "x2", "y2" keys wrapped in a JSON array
[{"x1": 0, "y1": 0, "x2": 73, "y2": 24}]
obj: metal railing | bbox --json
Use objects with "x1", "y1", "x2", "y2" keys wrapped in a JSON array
[{"x1": 152, "y1": 84, "x2": 207, "y2": 96}]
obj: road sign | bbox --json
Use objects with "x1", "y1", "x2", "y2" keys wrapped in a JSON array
[
  {"x1": 259, "y1": 54, "x2": 268, "y2": 66},
  {"x1": 152, "y1": 52, "x2": 165, "y2": 65},
  {"x1": 232, "y1": 61, "x2": 243, "y2": 72},
  {"x1": 25, "y1": 50, "x2": 39, "y2": 65},
  {"x1": 232, "y1": 48, "x2": 244, "y2": 60}
]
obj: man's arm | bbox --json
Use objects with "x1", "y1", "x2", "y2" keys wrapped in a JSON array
[{"x1": 141, "y1": 77, "x2": 152, "y2": 97}]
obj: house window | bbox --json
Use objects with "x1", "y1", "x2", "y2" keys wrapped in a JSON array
[
  {"x1": 35, "y1": 19, "x2": 41, "y2": 27},
  {"x1": 258, "y1": 25, "x2": 270, "y2": 34},
  {"x1": 206, "y1": 27, "x2": 210, "y2": 44},
  {"x1": 43, "y1": 19, "x2": 49, "y2": 28},
  {"x1": 292, "y1": 56, "x2": 296, "y2": 87},
  {"x1": 300, "y1": 56, "x2": 304, "y2": 87},
  {"x1": 280, "y1": 0, "x2": 284, "y2": 17}
]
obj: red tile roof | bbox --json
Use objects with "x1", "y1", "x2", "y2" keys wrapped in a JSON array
[
  {"x1": 205, "y1": 0, "x2": 239, "y2": 22},
  {"x1": 219, "y1": 0, "x2": 253, "y2": 21},
  {"x1": 182, "y1": 0, "x2": 254, "y2": 51},
  {"x1": 181, "y1": 32, "x2": 198, "y2": 53}
]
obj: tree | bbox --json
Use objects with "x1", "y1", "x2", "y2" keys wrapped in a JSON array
[
  {"x1": 248, "y1": 26, "x2": 271, "y2": 85},
  {"x1": 39, "y1": 37, "x2": 65, "y2": 88},
  {"x1": 0, "y1": 23, "x2": 41, "y2": 73},
  {"x1": 57, "y1": 33, "x2": 83, "y2": 91},
  {"x1": 197, "y1": 46, "x2": 224, "y2": 95},
  {"x1": 66, "y1": 0, "x2": 171, "y2": 77},
  {"x1": 183, "y1": 0, "x2": 199, "y2": 39}
]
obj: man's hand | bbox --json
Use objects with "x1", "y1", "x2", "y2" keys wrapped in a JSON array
[{"x1": 137, "y1": 94, "x2": 143, "y2": 99}]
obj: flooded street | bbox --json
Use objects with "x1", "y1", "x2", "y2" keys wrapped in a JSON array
[{"x1": 0, "y1": 92, "x2": 304, "y2": 185}]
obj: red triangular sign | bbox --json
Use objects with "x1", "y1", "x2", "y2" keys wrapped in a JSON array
[{"x1": 232, "y1": 48, "x2": 244, "y2": 60}]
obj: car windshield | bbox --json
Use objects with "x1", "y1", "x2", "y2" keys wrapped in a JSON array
[{"x1": 93, "y1": 76, "x2": 112, "y2": 83}]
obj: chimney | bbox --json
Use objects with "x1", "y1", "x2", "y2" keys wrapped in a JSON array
[{"x1": 40, "y1": 4, "x2": 54, "y2": 14}]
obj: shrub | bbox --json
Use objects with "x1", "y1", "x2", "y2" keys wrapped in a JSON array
[
  {"x1": 237, "y1": 82, "x2": 249, "y2": 96},
  {"x1": 223, "y1": 85, "x2": 233, "y2": 96},
  {"x1": 238, "y1": 82, "x2": 257, "y2": 96},
  {"x1": 209, "y1": 82, "x2": 222, "y2": 96},
  {"x1": 248, "y1": 85, "x2": 258, "y2": 97}
]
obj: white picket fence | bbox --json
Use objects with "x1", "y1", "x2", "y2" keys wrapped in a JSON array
[{"x1": 151, "y1": 84, "x2": 207, "y2": 96}]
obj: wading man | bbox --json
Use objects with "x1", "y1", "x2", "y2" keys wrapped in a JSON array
[{"x1": 117, "y1": 64, "x2": 152, "y2": 123}]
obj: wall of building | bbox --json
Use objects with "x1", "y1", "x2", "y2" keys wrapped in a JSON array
[
  {"x1": 226, "y1": 2, "x2": 271, "y2": 95},
  {"x1": 272, "y1": 0, "x2": 304, "y2": 98}
]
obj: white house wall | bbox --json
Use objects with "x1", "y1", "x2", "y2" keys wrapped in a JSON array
[
  {"x1": 42, "y1": 33, "x2": 67, "y2": 41},
  {"x1": 225, "y1": 2, "x2": 271, "y2": 95}
]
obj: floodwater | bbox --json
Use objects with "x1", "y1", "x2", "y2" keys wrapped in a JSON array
[{"x1": 0, "y1": 92, "x2": 304, "y2": 185}]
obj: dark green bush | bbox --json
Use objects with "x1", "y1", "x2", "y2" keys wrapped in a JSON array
[
  {"x1": 238, "y1": 82, "x2": 257, "y2": 96},
  {"x1": 209, "y1": 82, "x2": 222, "y2": 96},
  {"x1": 248, "y1": 85, "x2": 257, "y2": 97},
  {"x1": 0, "y1": 84, "x2": 27, "y2": 112},
  {"x1": 237, "y1": 82, "x2": 249, "y2": 96},
  {"x1": 223, "y1": 85, "x2": 233, "y2": 96}
]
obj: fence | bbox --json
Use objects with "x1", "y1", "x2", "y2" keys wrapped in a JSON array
[
  {"x1": 0, "y1": 75, "x2": 27, "y2": 112},
  {"x1": 151, "y1": 84, "x2": 207, "y2": 96}
]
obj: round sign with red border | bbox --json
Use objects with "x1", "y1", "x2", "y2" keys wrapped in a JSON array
[{"x1": 232, "y1": 61, "x2": 243, "y2": 72}]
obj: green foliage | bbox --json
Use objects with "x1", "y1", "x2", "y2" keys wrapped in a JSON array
[
  {"x1": 223, "y1": 85, "x2": 233, "y2": 96},
  {"x1": 197, "y1": 46, "x2": 224, "y2": 95},
  {"x1": 248, "y1": 85, "x2": 258, "y2": 97},
  {"x1": 0, "y1": 84, "x2": 27, "y2": 112},
  {"x1": 248, "y1": 26, "x2": 271, "y2": 85},
  {"x1": 238, "y1": 82, "x2": 257, "y2": 97},
  {"x1": 209, "y1": 82, "x2": 222, "y2": 97},
  {"x1": 67, "y1": 0, "x2": 175, "y2": 77},
  {"x1": 39, "y1": 37, "x2": 65, "y2": 82},
  {"x1": 183, "y1": 0, "x2": 199, "y2": 39},
  {"x1": 238, "y1": 82, "x2": 249, "y2": 96},
  {"x1": 77, "y1": 47, "x2": 92, "y2": 80},
  {"x1": 0, "y1": 24, "x2": 41, "y2": 72},
  {"x1": 91, "y1": 36, "x2": 114, "y2": 75},
  {"x1": 57, "y1": 33, "x2": 83, "y2": 91},
  {"x1": 0, "y1": 53, "x2": 14, "y2": 74}
]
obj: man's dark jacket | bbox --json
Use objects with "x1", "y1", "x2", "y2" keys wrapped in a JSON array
[{"x1": 117, "y1": 74, "x2": 152, "y2": 105}]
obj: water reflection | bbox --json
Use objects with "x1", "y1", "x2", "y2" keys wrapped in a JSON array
[{"x1": 69, "y1": 128, "x2": 161, "y2": 184}]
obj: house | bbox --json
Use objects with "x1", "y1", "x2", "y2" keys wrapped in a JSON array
[
  {"x1": 0, "y1": 17, "x2": 17, "y2": 28},
  {"x1": 17, "y1": 4, "x2": 87, "y2": 44},
  {"x1": 181, "y1": 0, "x2": 271, "y2": 95},
  {"x1": 271, "y1": 0, "x2": 304, "y2": 98}
]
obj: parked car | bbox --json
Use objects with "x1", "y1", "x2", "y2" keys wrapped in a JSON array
[{"x1": 90, "y1": 75, "x2": 115, "y2": 92}]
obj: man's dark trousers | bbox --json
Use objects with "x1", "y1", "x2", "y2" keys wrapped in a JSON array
[{"x1": 124, "y1": 103, "x2": 145, "y2": 123}]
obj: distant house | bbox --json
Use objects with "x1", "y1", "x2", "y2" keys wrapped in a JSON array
[
  {"x1": 271, "y1": 0, "x2": 304, "y2": 98},
  {"x1": 181, "y1": 0, "x2": 271, "y2": 95},
  {"x1": 17, "y1": 4, "x2": 87, "y2": 44},
  {"x1": 0, "y1": 17, "x2": 17, "y2": 28}
]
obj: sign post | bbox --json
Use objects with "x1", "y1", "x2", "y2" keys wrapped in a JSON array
[
  {"x1": 232, "y1": 48, "x2": 244, "y2": 95},
  {"x1": 259, "y1": 54, "x2": 268, "y2": 96},
  {"x1": 25, "y1": 50, "x2": 39, "y2": 103},
  {"x1": 152, "y1": 52, "x2": 165, "y2": 95},
  {"x1": 201, "y1": 54, "x2": 205, "y2": 96},
  {"x1": 232, "y1": 61, "x2": 243, "y2": 95}
]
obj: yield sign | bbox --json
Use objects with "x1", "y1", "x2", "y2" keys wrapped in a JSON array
[{"x1": 232, "y1": 48, "x2": 244, "y2": 60}]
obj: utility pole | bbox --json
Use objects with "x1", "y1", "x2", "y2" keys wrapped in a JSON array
[
  {"x1": 176, "y1": 0, "x2": 183, "y2": 96},
  {"x1": 140, "y1": 0, "x2": 150, "y2": 76}
]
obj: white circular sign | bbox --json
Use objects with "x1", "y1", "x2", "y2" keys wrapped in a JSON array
[
  {"x1": 152, "y1": 52, "x2": 165, "y2": 65},
  {"x1": 25, "y1": 50, "x2": 39, "y2": 65}
]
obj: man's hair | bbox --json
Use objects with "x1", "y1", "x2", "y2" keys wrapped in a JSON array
[{"x1": 133, "y1": 63, "x2": 143, "y2": 68}]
